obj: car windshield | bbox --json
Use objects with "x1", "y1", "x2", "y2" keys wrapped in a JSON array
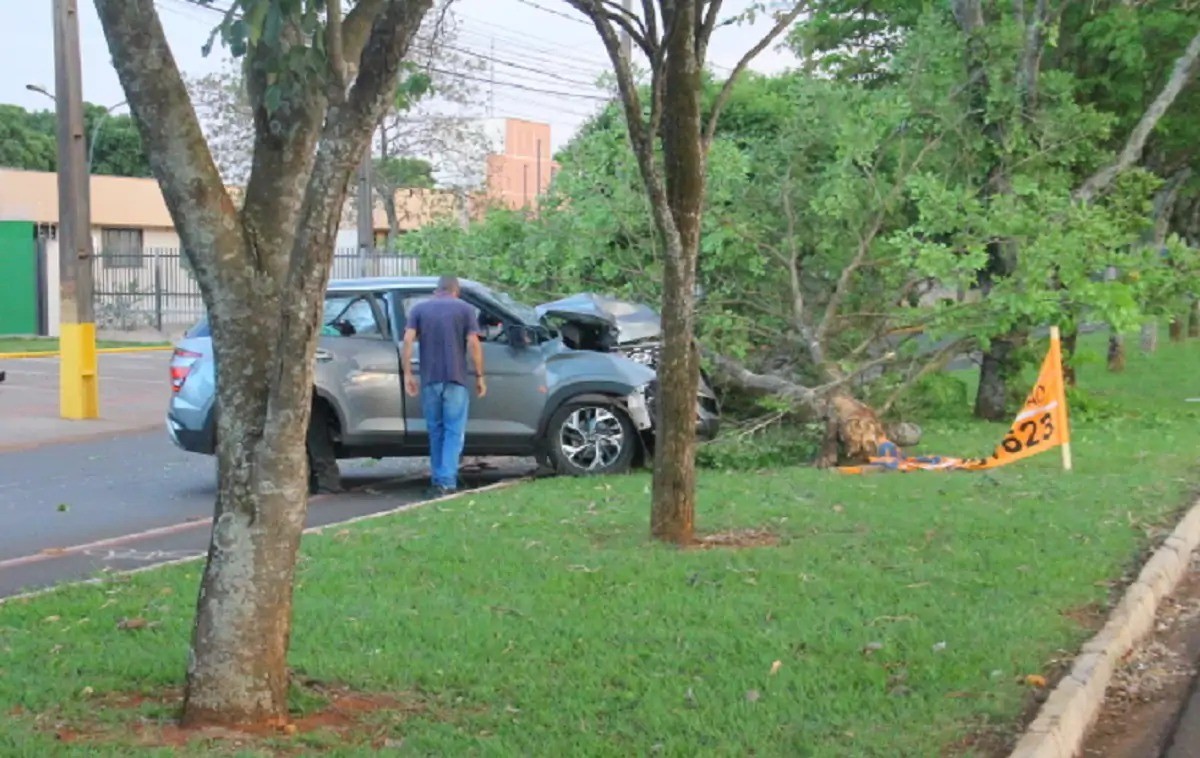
[{"x1": 474, "y1": 284, "x2": 540, "y2": 325}]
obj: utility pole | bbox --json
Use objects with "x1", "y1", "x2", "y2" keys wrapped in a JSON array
[
  {"x1": 621, "y1": 0, "x2": 632, "y2": 62},
  {"x1": 356, "y1": 147, "x2": 373, "y2": 277},
  {"x1": 52, "y1": 0, "x2": 98, "y2": 420}
]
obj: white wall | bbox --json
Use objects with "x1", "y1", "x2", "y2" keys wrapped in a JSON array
[{"x1": 43, "y1": 239, "x2": 60, "y2": 338}]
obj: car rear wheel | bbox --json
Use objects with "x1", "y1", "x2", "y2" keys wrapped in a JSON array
[{"x1": 547, "y1": 402, "x2": 637, "y2": 476}]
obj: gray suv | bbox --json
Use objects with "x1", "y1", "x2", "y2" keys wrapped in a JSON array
[{"x1": 167, "y1": 277, "x2": 720, "y2": 489}]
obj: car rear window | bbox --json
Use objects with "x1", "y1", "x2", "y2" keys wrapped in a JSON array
[{"x1": 185, "y1": 317, "x2": 211, "y2": 338}]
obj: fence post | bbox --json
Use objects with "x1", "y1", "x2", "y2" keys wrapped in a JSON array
[{"x1": 154, "y1": 249, "x2": 163, "y2": 333}]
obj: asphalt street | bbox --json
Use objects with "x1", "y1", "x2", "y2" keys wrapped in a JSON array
[{"x1": 0, "y1": 429, "x2": 532, "y2": 598}]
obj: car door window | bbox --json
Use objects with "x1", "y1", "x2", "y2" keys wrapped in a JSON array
[{"x1": 324, "y1": 293, "x2": 386, "y2": 339}]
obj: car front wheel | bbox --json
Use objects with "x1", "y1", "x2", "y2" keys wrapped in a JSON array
[{"x1": 547, "y1": 402, "x2": 637, "y2": 476}]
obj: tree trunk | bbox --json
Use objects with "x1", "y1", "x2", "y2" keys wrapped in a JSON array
[
  {"x1": 974, "y1": 336, "x2": 1017, "y2": 421},
  {"x1": 1190, "y1": 300, "x2": 1200, "y2": 338},
  {"x1": 1062, "y1": 327, "x2": 1078, "y2": 386},
  {"x1": 815, "y1": 393, "x2": 889, "y2": 468},
  {"x1": 1140, "y1": 321, "x2": 1158, "y2": 353},
  {"x1": 1107, "y1": 331, "x2": 1126, "y2": 372},
  {"x1": 650, "y1": 0, "x2": 704, "y2": 546},
  {"x1": 1171, "y1": 316, "x2": 1186, "y2": 342},
  {"x1": 181, "y1": 304, "x2": 315, "y2": 727}
]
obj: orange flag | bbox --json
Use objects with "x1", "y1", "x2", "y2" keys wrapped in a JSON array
[{"x1": 963, "y1": 332, "x2": 1071, "y2": 470}]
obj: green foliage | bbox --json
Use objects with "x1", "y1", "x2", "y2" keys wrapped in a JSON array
[
  {"x1": 695, "y1": 421, "x2": 824, "y2": 471},
  {"x1": 198, "y1": 1, "x2": 434, "y2": 130},
  {"x1": 0, "y1": 104, "x2": 151, "y2": 177},
  {"x1": 406, "y1": 6, "x2": 1194, "y2": 420},
  {"x1": 374, "y1": 156, "x2": 435, "y2": 189},
  {"x1": 888, "y1": 373, "x2": 971, "y2": 422}
]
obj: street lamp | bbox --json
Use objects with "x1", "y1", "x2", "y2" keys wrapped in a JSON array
[{"x1": 26, "y1": 83, "x2": 127, "y2": 175}]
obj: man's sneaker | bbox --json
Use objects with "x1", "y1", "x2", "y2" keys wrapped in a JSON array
[{"x1": 424, "y1": 485, "x2": 457, "y2": 499}]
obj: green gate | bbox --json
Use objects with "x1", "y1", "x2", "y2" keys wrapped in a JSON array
[{"x1": 0, "y1": 221, "x2": 38, "y2": 335}]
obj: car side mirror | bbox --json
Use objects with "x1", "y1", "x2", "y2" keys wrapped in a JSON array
[{"x1": 506, "y1": 324, "x2": 531, "y2": 348}]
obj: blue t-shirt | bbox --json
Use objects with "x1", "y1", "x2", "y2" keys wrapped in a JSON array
[{"x1": 408, "y1": 295, "x2": 479, "y2": 386}]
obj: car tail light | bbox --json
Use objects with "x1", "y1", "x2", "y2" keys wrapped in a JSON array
[{"x1": 170, "y1": 348, "x2": 201, "y2": 392}]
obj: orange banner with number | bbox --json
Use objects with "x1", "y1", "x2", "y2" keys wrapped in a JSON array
[
  {"x1": 837, "y1": 335, "x2": 1071, "y2": 474},
  {"x1": 960, "y1": 335, "x2": 1070, "y2": 470}
]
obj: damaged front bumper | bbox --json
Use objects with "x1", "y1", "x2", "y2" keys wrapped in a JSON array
[{"x1": 628, "y1": 381, "x2": 721, "y2": 442}]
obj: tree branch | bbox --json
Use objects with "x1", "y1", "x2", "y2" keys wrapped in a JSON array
[
  {"x1": 597, "y1": 0, "x2": 654, "y2": 57},
  {"x1": 343, "y1": 0, "x2": 389, "y2": 71},
  {"x1": 277, "y1": 0, "x2": 433, "y2": 413},
  {"x1": 1016, "y1": 0, "x2": 1048, "y2": 110},
  {"x1": 702, "y1": 1, "x2": 807, "y2": 148},
  {"x1": 1074, "y1": 29, "x2": 1200, "y2": 204},
  {"x1": 327, "y1": 0, "x2": 348, "y2": 98},
  {"x1": 696, "y1": 0, "x2": 724, "y2": 63},
  {"x1": 879, "y1": 338, "x2": 972, "y2": 415},
  {"x1": 565, "y1": 0, "x2": 675, "y2": 249},
  {"x1": 704, "y1": 348, "x2": 898, "y2": 411},
  {"x1": 93, "y1": 0, "x2": 243, "y2": 297}
]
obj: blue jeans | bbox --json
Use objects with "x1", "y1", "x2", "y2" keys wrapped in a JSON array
[{"x1": 421, "y1": 382, "x2": 470, "y2": 489}]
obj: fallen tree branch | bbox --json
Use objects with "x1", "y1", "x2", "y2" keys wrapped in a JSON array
[{"x1": 703, "y1": 348, "x2": 898, "y2": 411}]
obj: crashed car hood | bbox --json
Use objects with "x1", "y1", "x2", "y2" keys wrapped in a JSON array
[{"x1": 535, "y1": 292, "x2": 662, "y2": 344}]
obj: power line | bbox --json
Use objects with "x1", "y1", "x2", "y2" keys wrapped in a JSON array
[
  {"x1": 421, "y1": 38, "x2": 607, "y2": 91},
  {"x1": 513, "y1": 0, "x2": 593, "y2": 27},
  {"x1": 427, "y1": 66, "x2": 611, "y2": 102},
  {"x1": 171, "y1": 0, "x2": 610, "y2": 94}
]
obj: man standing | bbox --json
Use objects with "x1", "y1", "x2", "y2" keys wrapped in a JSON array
[{"x1": 402, "y1": 276, "x2": 487, "y2": 496}]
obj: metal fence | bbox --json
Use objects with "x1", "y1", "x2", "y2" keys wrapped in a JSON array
[{"x1": 92, "y1": 248, "x2": 419, "y2": 332}]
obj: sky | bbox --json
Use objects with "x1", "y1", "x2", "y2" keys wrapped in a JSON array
[{"x1": 0, "y1": 0, "x2": 799, "y2": 154}]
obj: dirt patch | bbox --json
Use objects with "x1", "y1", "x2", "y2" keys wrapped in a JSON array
[
  {"x1": 1081, "y1": 554, "x2": 1200, "y2": 758},
  {"x1": 44, "y1": 680, "x2": 430, "y2": 754},
  {"x1": 1062, "y1": 601, "x2": 1108, "y2": 631},
  {"x1": 692, "y1": 528, "x2": 779, "y2": 550}
]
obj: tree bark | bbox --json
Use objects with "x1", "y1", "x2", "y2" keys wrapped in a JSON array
[
  {"x1": 1190, "y1": 301, "x2": 1200, "y2": 338},
  {"x1": 1107, "y1": 331, "x2": 1126, "y2": 372},
  {"x1": 974, "y1": 336, "x2": 1018, "y2": 421},
  {"x1": 1171, "y1": 316, "x2": 1186, "y2": 342},
  {"x1": 184, "y1": 316, "x2": 310, "y2": 726},
  {"x1": 94, "y1": 0, "x2": 432, "y2": 727},
  {"x1": 1062, "y1": 327, "x2": 1078, "y2": 386},
  {"x1": 651, "y1": 0, "x2": 704, "y2": 545}
]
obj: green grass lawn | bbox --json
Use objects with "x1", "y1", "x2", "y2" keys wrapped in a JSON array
[
  {"x1": 1, "y1": 337, "x2": 1198, "y2": 756},
  {"x1": 0, "y1": 337, "x2": 169, "y2": 354}
]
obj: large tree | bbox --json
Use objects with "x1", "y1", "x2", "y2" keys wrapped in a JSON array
[
  {"x1": 561, "y1": 0, "x2": 805, "y2": 545},
  {"x1": 93, "y1": 0, "x2": 434, "y2": 728}
]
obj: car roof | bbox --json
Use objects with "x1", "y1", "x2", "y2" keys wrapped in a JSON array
[{"x1": 326, "y1": 276, "x2": 485, "y2": 293}]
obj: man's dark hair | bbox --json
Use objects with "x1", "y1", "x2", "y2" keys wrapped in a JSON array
[{"x1": 436, "y1": 275, "x2": 460, "y2": 294}]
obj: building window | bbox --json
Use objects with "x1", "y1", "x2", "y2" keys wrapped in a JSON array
[
  {"x1": 101, "y1": 228, "x2": 144, "y2": 268},
  {"x1": 36, "y1": 223, "x2": 57, "y2": 241}
]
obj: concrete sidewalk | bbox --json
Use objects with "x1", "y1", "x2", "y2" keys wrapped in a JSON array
[{"x1": 0, "y1": 352, "x2": 171, "y2": 450}]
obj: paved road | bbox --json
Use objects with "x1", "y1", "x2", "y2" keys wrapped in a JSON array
[
  {"x1": 0, "y1": 430, "x2": 532, "y2": 599},
  {"x1": 1164, "y1": 670, "x2": 1200, "y2": 757},
  {"x1": 0, "y1": 351, "x2": 172, "y2": 450}
]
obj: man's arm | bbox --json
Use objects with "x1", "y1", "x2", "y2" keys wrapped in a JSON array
[
  {"x1": 402, "y1": 327, "x2": 417, "y2": 374},
  {"x1": 468, "y1": 333, "x2": 486, "y2": 397},
  {"x1": 467, "y1": 333, "x2": 484, "y2": 375},
  {"x1": 402, "y1": 327, "x2": 419, "y2": 397}
]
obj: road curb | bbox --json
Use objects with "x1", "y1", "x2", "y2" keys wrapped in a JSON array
[
  {"x1": 0, "y1": 476, "x2": 529, "y2": 606},
  {"x1": 1008, "y1": 497, "x2": 1200, "y2": 758},
  {"x1": 0, "y1": 345, "x2": 171, "y2": 359}
]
